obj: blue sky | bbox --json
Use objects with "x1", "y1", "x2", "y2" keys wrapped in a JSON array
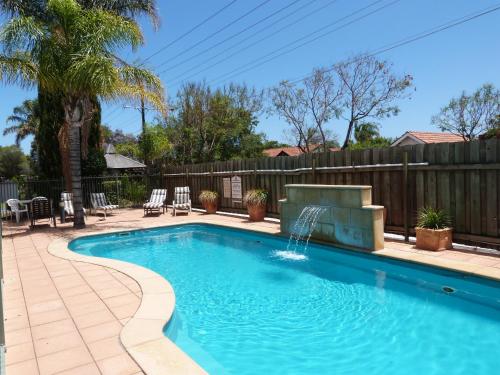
[{"x1": 1, "y1": 0, "x2": 500, "y2": 152}]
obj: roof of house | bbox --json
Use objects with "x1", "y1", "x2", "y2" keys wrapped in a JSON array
[
  {"x1": 391, "y1": 131, "x2": 464, "y2": 147},
  {"x1": 104, "y1": 144, "x2": 146, "y2": 170},
  {"x1": 263, "y1": 145, "x2": 340, "y2": 157},
  {"x1": 263, "y1": 146, "x2": 305, "y2": 157}
]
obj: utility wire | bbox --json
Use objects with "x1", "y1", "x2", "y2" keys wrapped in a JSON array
[
  {"x1": 168, "y1": 0, "x2": 337, "y2": 86},
  {"x1": 287, "y1": 2, "x2": 500, "y2": 84},
  {"x1": 157, "y1": 0, "x2": 306, "y2": 75},
  {"x1": 140, "y1": 0, "x2": 239, "y2": 65},
  {"x1": 152, "y1": 0, "x2": 273, "y2": 70},
  {"x1": 210, "y1": 0, "x2": 395, "y2": 85}
]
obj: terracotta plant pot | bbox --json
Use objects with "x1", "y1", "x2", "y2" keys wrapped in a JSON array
[
  {"x1": 415, "y1": 227, "x2": 453, "y2": 251},
  {"x1": 203, "y1": 201, "x2": 217, "y2": 214},
  {"x1": 247, "y1": 204, "x2": 266, "y2": 221}
]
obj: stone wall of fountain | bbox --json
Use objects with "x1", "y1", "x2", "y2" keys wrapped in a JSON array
[{"x1": 279, "y1": 185, "x2": 384, "y2": 251}]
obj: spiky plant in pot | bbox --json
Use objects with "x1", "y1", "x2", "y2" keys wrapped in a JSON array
[
  {"x1": 199, "y1": 190, "x2": 219, "y2": 214},
  {"x1": 244, "y1": 189, "x2": 268, "y2": 221},
  {"x1": 415, "y1": 207, "x2": 452, "y2": 251}
]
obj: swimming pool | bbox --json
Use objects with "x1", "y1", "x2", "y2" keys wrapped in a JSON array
[{"x1": 69, "y1": 224, "x2": 500, "y2": 375}]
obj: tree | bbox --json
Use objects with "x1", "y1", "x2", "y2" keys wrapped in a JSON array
[
  {"x1": 431, "y1": 84, "x2": 500, "y2": 141},
  {"x1": 334, "y1": 55, "x2": 413, "y2": 149},
  {"x1": 0, "y1": 0, "x2": 159, "y2": 179},
  {"x1": 0, "y1": 146, "x2": 30, "y2": 179},
  {"x1": 3, "y1": 99, "x2": 40, "y2": 146},
  {"x1": 0, "y1": 0, "x2": 165, "y2": 228},
  {"x1": 353, "y1": 122, "x2": 380, "y2": 143},
  {"x1": 139, "y1": 124, "x2": 170, "y2": 171},
  {"x1": 269, "y1": 68, "x2": 341, "y2": 153},
  {"x1": 167, "y1": 82, "x2": 264, "y2": 164}
]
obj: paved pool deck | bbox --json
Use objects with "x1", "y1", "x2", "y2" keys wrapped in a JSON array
[{"x1": 2, "y1": 208, "x2": 500, "y2": 374}]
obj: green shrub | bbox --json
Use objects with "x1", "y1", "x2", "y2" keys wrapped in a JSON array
[
  {"x1": 243, "y1": 189, "x2": 268, "y2": 207},
  {"x1": 417, "y1": 207, "x2": 451, "y2": 229}
]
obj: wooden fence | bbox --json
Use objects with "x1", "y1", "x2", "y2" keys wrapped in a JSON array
[{"x1": 163, "y1": 139, "x2": 500, "y2": 248}]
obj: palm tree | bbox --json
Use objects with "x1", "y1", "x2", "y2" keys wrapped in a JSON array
[
  {"x1": 0, "y1": 0, "x2": 165, "y2": 228},
  {"x1": 0, "y1": 0, "x2": 159, "y2": 180},
  {"x1": 4, "y1": 99, "x2": 40, "y2": 146},
  {"x1": 354, "y1": 122, "x2": 380, "y2": 143}
]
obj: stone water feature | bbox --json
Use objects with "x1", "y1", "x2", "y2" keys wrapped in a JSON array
[{"x1": 279, "y1": 185, "x2": 384, "y2": 251}]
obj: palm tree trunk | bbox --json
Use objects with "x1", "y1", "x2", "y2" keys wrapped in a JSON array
[{"x1": 68, "y1": 124, "x2": 85, "y2": 228}]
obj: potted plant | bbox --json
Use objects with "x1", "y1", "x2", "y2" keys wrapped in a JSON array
[
  {"x1": 199, "y1": 190, "x2": 219, "y2": 214},
  {"x1": 415, "y1": 207, "x2": 452, "y2": 251},
  {"x1": 244, "y1": 189, "x2": 268, "y2": 221}
]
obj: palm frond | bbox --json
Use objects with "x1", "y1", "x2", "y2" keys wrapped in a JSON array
[
  {"x1": 0, "y1": 53, "x2": 38, "y2": 88},
  {"x1": 77, "y1": 9, "x2": 143, "y2": 53},
  {"x1": 0, "y1": 16, "x2": 44, "y2": 54}
]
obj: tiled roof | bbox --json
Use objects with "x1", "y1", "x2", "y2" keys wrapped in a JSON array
[
  {"x1": 392, "y1": 131, "x2": 464, "y2": 146},
  {"x1": 408, "y1": 131, "x2": 464, "y2": 143},
  {"x1": 104, "y1": 143, "x2": 146, "y2": 169},
  {"x1": 263, "y1": 144, "x2": 339, "y2": 157},
  {"x1": 263, "y1": 146, "x2": 305, "y2": 157}
]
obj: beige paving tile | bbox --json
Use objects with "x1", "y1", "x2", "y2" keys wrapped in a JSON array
[
  {"x1": 80, "y1": 320, "x2": 123, "y2": 343},
  {"x1": 87, "y1": 335, "x2": 125, "y2": 361},
  {"x1": 57, "y1": 284, "x2": 93, "y2": 298},
  {"x1": 103, "y1": 293, "x2": 140, "y2": 309},
  {"x1": 37, "y1": 345, "x2": 94, "y2": 375},
  {"x1": 27, "y1": 300, "x2": 65, "y2": 315},
  {"x1": 95, "y1": 285, "x2": 131, "y2": 299},
  {"x1": 108, "y1": 303, "x2": 139, "y2": 320},
  {"x1": 72, "y1": 308, "x2": 116, "y2": 330},
  {"x1": 5, "y1": 359, "x2": 39, "y2": 375},
  {"x1": 29, "y1": 308, "x2": 70, "y2": 327},
  {"x1": 33, "y1": 330, "x2": 84, "y2": 357},
  {"x1": 31, "y1": 319, "x2": 77, "y2": 341},
  {"x1": 5, "y1": 315, "x2": 30, "y2": 332},
  {"x1": 96, "y1": 353, "x2": 141, "y2": 375},
  {"x1": 5, "y1": 327, "x2": 32, "y2": 346},
  {"x1": 5, "y1": 342, "x2": 36, "y2": 365},
  {"x1": 55, "y1": 363, "x2": 101, "y2": 375}
]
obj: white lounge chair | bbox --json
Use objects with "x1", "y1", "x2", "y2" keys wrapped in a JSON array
[
  {"x1": 61, "y1": 192, "x2": 86, "y2": 222},
  {"x1": 90, "y1": 192, "x2": 118, "y2": 219},
  {"x1": 144, "y1": 189, "x2": 167, "y2": 216},
  {"x1": 172, "y1": 187, "x2": 191, "y2": 216},
  {"x1": 6, "y1": 198, "x2": 29, "y2": 223}
]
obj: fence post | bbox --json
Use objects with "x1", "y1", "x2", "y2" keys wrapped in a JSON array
[
  {"x1": 210, "y1": 166, "x2": 214, "y2": 191},
  {"x1": 253, "y1": 162, "x2": 257, "y2": 187},
  {"x1": 403, "y1": 152, "x2": 409, "y2": 243},
  {"x1": 312, "y1": 157, "x2": 317, "y2": 182}
]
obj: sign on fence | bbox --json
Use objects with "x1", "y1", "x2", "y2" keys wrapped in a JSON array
[{"x1": 231, "y1": 176, "x2": 242, "y2": 201}]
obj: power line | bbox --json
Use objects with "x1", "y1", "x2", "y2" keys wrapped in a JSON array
[
  {"x1": 140, "y1": 0, "x2": 239, "y2": 65},
  {"x1": 210, "y1": 0, "x2": 395, "y2": 85},
  {"x1": 152, "y1": 0, "x2": 273, "y2": 70},
  {"x1": 157, "y1": 0, "x2": 306, "y2": 75},
  {"x1": 288, "y1": 2, "x2": 500, "y2": 84},
  {"x1": 168, "y1": 0, "x2": 338, "y2": 86}
]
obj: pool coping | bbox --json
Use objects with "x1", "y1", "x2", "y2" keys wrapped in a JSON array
[{"x1": 47, "y1": 219, "x2": 500, "y2": 375}]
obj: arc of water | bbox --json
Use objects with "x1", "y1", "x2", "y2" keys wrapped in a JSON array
[{"x1": 286, "y1": 205, "x2": 327, "y2": 254}]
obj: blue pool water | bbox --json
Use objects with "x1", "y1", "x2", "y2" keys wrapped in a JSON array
[{"x1": 69, "y1": 224, "x2": 500, "y2": 375}]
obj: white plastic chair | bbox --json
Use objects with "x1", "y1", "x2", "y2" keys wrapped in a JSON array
[
  {"x1": 144, "y1": 189, "x2": 167, "y2": 215},
  {"x1": 172, "y1": 187, "x2": 191, "y2": 216},
  {"x1": 90, "y1": 192, "x2": 119, "y2": 219},
  {"x1": 6, "y1": 198, "x2": 29, "y2": 223}
]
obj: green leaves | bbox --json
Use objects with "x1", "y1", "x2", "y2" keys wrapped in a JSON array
[
  {"x1": 417, "y1": 207, "x2": 451, "y2": 230},
  {"x1": 0, "y1": 0, "x2": 164, "y2": 111}
]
